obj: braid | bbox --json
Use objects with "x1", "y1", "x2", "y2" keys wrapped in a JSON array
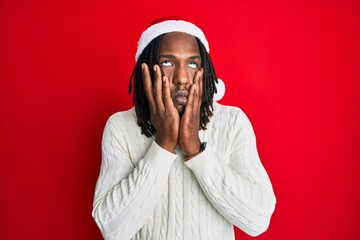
[
  {"x1": 196, "y1": 37, "x2": 218, "y2": 130},
  {"x1": 129, "y1": 35, "x2": 218, "y2": 137},
  {"x1": 129, "y1": 35, "x2": 163, "y2": 137}
]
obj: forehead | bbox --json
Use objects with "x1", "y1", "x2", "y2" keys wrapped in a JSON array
[{"x1": 160, "y1": 32, "x2": 200, "y2": 54}]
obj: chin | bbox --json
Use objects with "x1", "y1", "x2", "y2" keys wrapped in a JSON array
[{"x1": 176, "y1": 105, "x2": 185, "y2": 115}]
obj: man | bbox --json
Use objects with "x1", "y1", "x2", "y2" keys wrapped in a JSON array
[{"x1": 92, "y1": 17, "x2": 276, "y2": 240}]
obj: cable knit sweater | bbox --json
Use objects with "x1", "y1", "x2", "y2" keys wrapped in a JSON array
[{"x1": 92, "y1": 102, "x2": 276, "y2": 240}]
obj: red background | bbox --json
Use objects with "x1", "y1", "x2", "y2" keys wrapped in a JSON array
[{"x1": 1, "y1": 0, "x2": 359, "y2": 239}]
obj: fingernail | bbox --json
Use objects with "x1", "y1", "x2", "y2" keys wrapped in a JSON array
[{"x1": 153, "y1": 65, "x2": 157, "y2": 72}]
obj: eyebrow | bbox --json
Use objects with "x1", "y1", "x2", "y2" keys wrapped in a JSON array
[{"x1": 159, "y1": 54, "x2": 201, "y2": 60}]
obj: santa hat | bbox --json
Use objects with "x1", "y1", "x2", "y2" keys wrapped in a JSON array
[
  {"x1": 136, "y1": 17, "x2": 225, "y2": 101},
  {"x1": 136, "y1": 17, "x2": 209, "y2": 61}
]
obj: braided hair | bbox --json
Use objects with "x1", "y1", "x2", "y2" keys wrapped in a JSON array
[{"x1": 128, "y1": 34, "x2": 218, "y2": 137}]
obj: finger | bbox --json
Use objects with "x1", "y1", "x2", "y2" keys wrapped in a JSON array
[
  {"x1": 191, "y1": 69, "x2": 203, "y2": 111},
  {"x1": 183, "y1": 84, "x2": 199, "y2": 127},
  {"x1": 142, "y1": 63, "x2": 156, "y2": 113},
  {"x1": 184, "y1": 83, "x2": 197, "y2": 116},
  {"x1": 153, "y1": 65, "x2": 165, "y2": 112},
  {"x1": 199, "y1": 68, "x2": 204, "y2": 103},
  {"x1": 162, "y1": 76, "x2": 174, "y2": 109}
]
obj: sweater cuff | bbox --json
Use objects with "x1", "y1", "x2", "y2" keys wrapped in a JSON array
[
  {"x1": 184, "y1": 147, "x2": 216, "y2": 177},
  {"x1": 144, "y1": 141, "x2": 178, "y2": 172}
]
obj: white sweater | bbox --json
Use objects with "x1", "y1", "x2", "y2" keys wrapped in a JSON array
[{"x1": 92, "y1": 102, "x2": 276, "y2": 240}]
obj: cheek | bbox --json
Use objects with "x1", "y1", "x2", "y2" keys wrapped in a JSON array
[
  {"x1": 169, "y1": 81, "x2": 176, "y2": 96},
  {"x1": 188, "y1": 69, "x2": 197, "y2": 83},
  {"x1": 160, "y1": 67, "x2": 173, "y2": 79}
]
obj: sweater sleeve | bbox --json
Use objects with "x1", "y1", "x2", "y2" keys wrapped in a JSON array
[
  {"x1": 184, "y1": 110, "x2": 276, "y2": 237},
  {"x1": 92, "y1": 117, "x2": 177, "y2": 240}
]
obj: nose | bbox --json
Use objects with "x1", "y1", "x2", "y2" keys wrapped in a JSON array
[{"x1": 173, "y1": 64, "x2": 190, "y2": 85}]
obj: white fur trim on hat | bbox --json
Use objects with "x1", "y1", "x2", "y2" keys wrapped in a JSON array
[
  {"x1": 136, "y1": 20, "x2": 209, "y2": 61},
  {"x1": 214, "y1": 78, "x2": 225, "y2": 101}
]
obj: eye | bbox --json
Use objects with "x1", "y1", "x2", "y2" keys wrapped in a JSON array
[
  {"x1": 188, "y1": 62, "x2": 199, "y2": 69},
  {"x1": 160, "y1": 61, "x2": 173, "y2": 67}
]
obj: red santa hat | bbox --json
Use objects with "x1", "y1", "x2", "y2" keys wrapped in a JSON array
[{"x1": 136, "y1": 17, "x2": 225, "y2": 101}]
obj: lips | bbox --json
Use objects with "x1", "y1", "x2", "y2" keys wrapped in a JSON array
[{"x1": 173, "y1": 89, "x2": 189, "y2": 106}]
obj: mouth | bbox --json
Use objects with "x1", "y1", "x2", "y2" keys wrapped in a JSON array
[{"x1": 173, "y1": 90, "x2": 189, "y2": 106}]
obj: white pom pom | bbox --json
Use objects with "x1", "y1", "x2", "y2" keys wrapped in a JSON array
[{"x1": 214, "y1": 78, "x2": 225, "y2": 101}]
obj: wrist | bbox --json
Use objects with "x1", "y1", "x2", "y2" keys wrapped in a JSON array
[
  {"x1": 155, "y1": 138, "x2": 177, "y2": 153},
  {"x1": 184, "y1": 142, "x2": 207, "y2": 161},
  {"x1": 181, "y1": 141, "x2": 201, "y2": 157}
]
